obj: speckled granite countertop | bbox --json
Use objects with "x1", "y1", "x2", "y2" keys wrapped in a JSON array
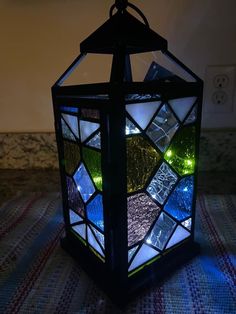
[{"x1": 0, "y1": 170, "x2": 235, "y2": 207}]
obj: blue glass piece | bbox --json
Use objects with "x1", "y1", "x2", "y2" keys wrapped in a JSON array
[
  {"x1": 73, "y1": 163, "x2": 95, "y2": 203},
  {"x1": 60, "y1": 106, "x2": 79, "y2": 113},
  {"x1": 86, "y1": 194, "x2": 104, "y2": 231},
  {"x1": 87, "y1": 226, "x2": 104, "y2": 257},
  {"x1": 61, "y1": 118, "x2": 76, "y2": 141},
  {"x1": 86, "y1": 132, "x2": 101, "y2": 149},
  {"x1": 62, "y1": 114, "x2": 79, "y2": 139},
  {"x1": 164, "y1": 176, "x2": 194, "y2": 221},
  {"x1": 128, "y1": 244, "x2": 159, "y2": 272},
  {"x1": 69, "y1": 210, "x2": 83, "y2": 224},
  {"x1": 147, "y1": 162, "x2": 178, "y2": 205},
  {"x1": 90, "y1": 225, "x2": 105, "y2": 249}
]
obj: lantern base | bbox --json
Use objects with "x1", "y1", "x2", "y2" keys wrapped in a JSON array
[{"x1": 61, "y1": 233, "x2": 200, "y2": 306}]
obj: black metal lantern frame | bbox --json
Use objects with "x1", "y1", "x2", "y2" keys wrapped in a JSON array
[{"x1": 52, "y1": 0, "x2": 203, "y2": 304}]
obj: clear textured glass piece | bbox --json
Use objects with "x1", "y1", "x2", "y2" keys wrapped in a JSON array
[
  {"x1": 127, "y1": 136, "x2": 161, "y2": 193},
  {"x1": 126, "y1": 101, "x2": 161, "y2": 130},
  {"x1": 126, "y1": 118, "x2": 141, "y2": 135},
  {"x1": 128, "y1": 244, "x2": 159, "y2": 272},
  {"x1": 147, "y1": 162, "x2": 178, "y2": 205},
  {"x1": 184, "y1": 105, "x2": 197, "y2": 125},
  {"x1": 128, "y1": 246, "x2": 139, "y2": 263},
  {"x1": 146, "y1": 212, "x2": 176, "y2": 250},
  {"x1": 61, "y1": 118, "x2": 76, "y2": 141},
  {"x1": 60, "y1": 106, "x2": 79, "y2": 114},
  {"x1": 62, "y1": 114, "x2": 79, "y2": 139},
  {"x1": 87, "y1": 226, "x2": 104, "y2": 257},
  {"x1": 86, "y1": 194, "x2": 104, "y2": 231},
  {"x1": 166, "y1": 225, "x2": 190, "y2": 249},
  {"x1": 164, "y1": 176, "x2": 194, "y2": 221},
  {"x1": 73, "y1": 163, "x2": 95, "y2": 203},
  {"x1": 182, "y1": 218, "x2": 192, "y2": 230},
  {"x1": 63, "y1": 141, "x2": 81, "y2": 175},
  {"x1": 66, "y1": 176, "x2": 85, "y2": 217},
  {"x1": 86, "y1": 132, "x2": 101, "y2": 149},
  {"x1": 80, "y1": 120, "x2": 100, "y2": 142},
  {"x1": 168, "y1": 97, "x2": 197, "y2": 122},
  {"x1": 90, "y1": 225, "x2": 105, "y2": 249},
  {"x1": 127, "y1": 193, "x2": 161, "y2": 246},
  {"x1": 69, "y1": 210, "x2": 83, "y2": 224},
  {"x1": 72, "y1": 224, "x2": 86, "y2": 240},
  {"x1": 146, "y1": 104, "x2": 179, "y2": 152},
  {"x1": 81, "y1": 108, "x2": 100, "y2": 120},
  {"x1": 164, "y1": 126, "x2": 195, "y2": 176},
  {"x1": 82, "y1": 147, "x2": 102, "y2": 191}
]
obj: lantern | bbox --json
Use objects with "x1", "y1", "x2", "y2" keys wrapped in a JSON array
[{"x1": 52, "y1": 0, "x2": 203, "y2": 304}]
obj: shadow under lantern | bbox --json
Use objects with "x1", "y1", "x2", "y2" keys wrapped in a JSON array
[{"x1": 51, "y1": 0, "x2": 203, "y2": 304}]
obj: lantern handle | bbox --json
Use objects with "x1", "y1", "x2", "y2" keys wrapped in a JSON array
[{"x1": 110, "y1": 0, "x2": 150, "y2": 28}]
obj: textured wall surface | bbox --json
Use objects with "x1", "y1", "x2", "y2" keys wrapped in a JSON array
[{"x1": 0, "y1": 131, "x2": 236, "y2": 171}]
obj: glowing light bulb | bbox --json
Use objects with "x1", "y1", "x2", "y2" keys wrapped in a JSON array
[{"x1": 146, "y1": 239, "x2": 152, "y2": 244}]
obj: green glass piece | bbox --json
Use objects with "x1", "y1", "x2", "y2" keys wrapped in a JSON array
[
  {"x1": 127, "y1": 136, "x2": 161, "y2": 193},
  {"x1": 63, "y1": 141, "x2": 81, "y2": 175},
  {"x1": 164, "y1": 126, "x2": 196, "y2": 176},
  {"x1": 83, "y1": 147, "x2": 103, "y2": 191}
]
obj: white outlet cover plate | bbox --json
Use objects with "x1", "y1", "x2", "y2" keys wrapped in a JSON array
[{"x1": 203, "y1": 65, "x2": 236, "y2": 128}]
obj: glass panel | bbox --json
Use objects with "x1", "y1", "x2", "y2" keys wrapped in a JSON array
[
  {"x1": 61, "y1": 118, "x2": 76, "y2": 141},
  {"x1": 86, "y1": 194, "x2": 104, "y2": 231},
  {"x1": 127, "y1": 136, "x2": 161, "y2": 193},
  {"x1": 128, "y1": 246, "x2": 139, "y2": 263},
  {"x1": 166, "y1": 225, "x2": 190, "y2": 249},
  {"x1": 73, "y1": 163, "x2": 96, "y2": 203},
  {"x1": 82, "y1": 147, "x2": 102, "y2": 191},
  {"x1": 72, "y1": 224, "x2": 86, "y2": 240},
  {"x1": 184, "y1": 105, "x2": 197, "y2": 125},
  {"x1": 168, "y1": 97, "x2": 197, "y2": 122},
  {"x1": 62, "y1": 114, "x2": 79, "y2": 139},
  {"x1": 66, "y1": 176, "x2": 85, "y2": 217},
  {"x1": 146, "y1": 104, "x2": 179, "y2": 152},
  {"x1": 164, "y1": 126, "x2": 196, "y2": 176},
  {"x1": 128, "y1": 193, "x2": 161, "y2": 246},
  {"x1": 87, "y1": 227, "x2": 104, "y2": 257},
  {"x1": 128, "y1": 244, "x2": 159, "y2": 272},
  {"x1": 86, "y1": 132, "x2": 101, "y2": 149},
  {"x1": 81, "y1": 108, "x2": 100, "y2": 120},
  {"x1": 63, "y1": 141, "x2": 81, "y2": 175},
  {"x1": 182, "y1": 218, "x2": 192, "y2": 230},
  {"x1": 164, "y1": 176, "x2": 194, "y2": 221},
  {"x1": 69, "y1": 210, "x2": 83, "y2": 224},
  {"x1": 147, "y1": 162, "x2": 178, "y2": 205},
  {"x1": 126, "y1": 101, "x2": 161, "y2": 130},
  {"x1": 90, "y1": 225, "x2": 105, "y2": 249},
  {"x1": 60, "y1": 106, "x2": 79, "y2": 114},
  {"x1": 126, "y1": 118, "x2": 141, "y2": 135},
  {"x1": 80, "y1": 120, "x2": 100, "y2": 142},
  {"x1": 146, "y1": 212, "x2": 176, "y2": 250}
]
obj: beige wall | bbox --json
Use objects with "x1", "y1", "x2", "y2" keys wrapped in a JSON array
[{"x1": 0, "y1": 0, "x2": 236, "y2": 132}]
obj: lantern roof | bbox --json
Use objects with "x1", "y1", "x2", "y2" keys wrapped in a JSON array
[{"x1": 80, "y1": 10, "x2": 168, "y2": 54}]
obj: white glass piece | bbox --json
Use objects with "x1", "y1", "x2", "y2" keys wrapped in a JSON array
[
  {"x1": 88, "y1": 226, "x2": 104, "y2": 257},
  {"x1": 72, "y1": 223, "x2": 86, "y2": 240},
  {"x1": 126, "y1": 101, "x2": 161, "y2": 130},
  {"x1": 126, "y1": 118, "x2": 141, "y2": 135},
  {"x1": 181, "y1": 218, "x2": 192, "y2": 230},
  {"x1": 128, "y1": 244, "x2": 159, "y2": 272},
  {"x1": 166, "y1": 225, "x2": 190, "y2": 249},
  {"x1": 61, "y1": 118, "x2": 76, "y2": 141},
  {"x1": 86, "y1": 132, "x2": 101, "y2": 149},
  {"x1": 62, "y1": 114, "x2": 79, "y2": 139},
  {"x1": 168, "y1": 97, "x2": 197, "y2": 122},
  {"x1": 90, "y1": 225, "x2": 105, "y2": 249},
  {"x1": 80, "y1": 120, "x2": 100, "y2": 142},
  {"x1": 73, "y1": 163, "x2": 95, "y2": 203},
  {"x1": 184, "y1": 105, "x2": 197, "y2": 125},
  {"x1": 69, "y1": 210, "x2": 83, "y2": 224},
  {"x1": 128, "y1": 246, "x2": 139, "y2": 263}
]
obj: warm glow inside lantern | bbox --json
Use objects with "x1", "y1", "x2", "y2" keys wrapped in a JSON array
[{"x1": 52, "y1": 0, "x2": 203, "y2": 304}]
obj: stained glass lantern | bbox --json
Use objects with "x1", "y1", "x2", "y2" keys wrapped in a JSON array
[{"x1": 52, "y1": 0, "x2": 203, "y2": 304}]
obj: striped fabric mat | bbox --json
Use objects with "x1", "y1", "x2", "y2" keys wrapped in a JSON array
[{"x1": 0, "y1": 193, "x2": 235, "y2": 313}]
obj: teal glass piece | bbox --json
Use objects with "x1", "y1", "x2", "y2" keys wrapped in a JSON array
[
  {"x1": 86, "y1": 194, "x2": 104, "y2": 231},
  {"x1": 164, "y1": 176, "x2": 194, "y2": 221},
  {"x1": 146, "y1": 212, "x2": 176, "y2": 250},
  {"x1": 83, "y1": 147, "x2": 102, "y2": 191},
  {"x1": 61, "y1": 118, "x2": 76, "y2": 141},
  {"x1": 164, "y1": 126, "x2": 196, "y2": 176},
  {"x1": 147, "y1": 162, "x2": 178, "y2": 205},
  {"x1": 146, "y1": 104, "x2": 179, "y2": 152},
  {"x1": 86, "y1": 132, "x2": 101, "y2": 149},
  {"x1": 73, "y1": 163, "x2": 95, "y2": 203}
]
